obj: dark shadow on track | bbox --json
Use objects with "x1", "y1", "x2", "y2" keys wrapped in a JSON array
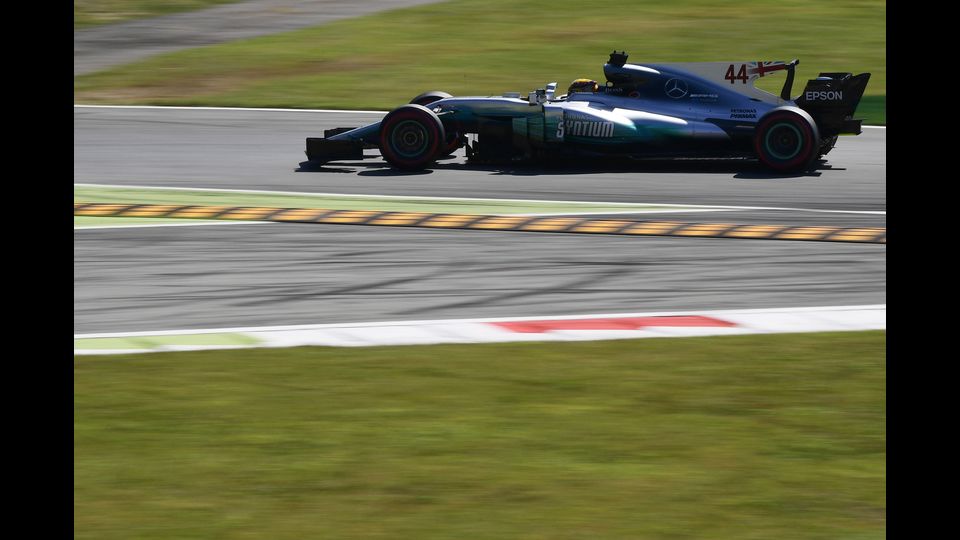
[
  {"x1": 731, "y1": 159, "x2": 832, "y2": 179},
  {"x1": 295, "y1": 161, "x2": 355, "y2": 173},
  {"x1": 357, "y1": 168, "x2": 434, "y2": 177},
  {"x1": 733, "y1": 171, "x2": 823, "y2": 180},
  {"x1": 296, "y1": 156, "x2": 836, "y2": 179}
]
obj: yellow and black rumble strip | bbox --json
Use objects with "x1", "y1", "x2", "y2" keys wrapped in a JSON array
[{"x1": 74, "y1": 203, "x2": 886, "y2": 244}]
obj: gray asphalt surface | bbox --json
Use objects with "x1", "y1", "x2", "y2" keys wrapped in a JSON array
[
  {"x1": 75, "y1": 0, "x2": 444, "y2": 76},
  {"x1": 74, "y1": 107, "x2": 886, "y2": 227},
  {"x1": 73, "y1": 106, "x2": 885, "y2": 333},
  {"x1": 74, "y1": 223, "x2": 885, "y2": 333}
]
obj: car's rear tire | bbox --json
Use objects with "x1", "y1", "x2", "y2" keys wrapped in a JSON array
[
  {"x1": 753, "y1": 107, "x2": 820, "y2": 173},
  {"x1": 379, "y1": 104, "x2": 446, "y2": 171}
]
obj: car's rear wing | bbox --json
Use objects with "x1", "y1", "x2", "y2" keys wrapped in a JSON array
[{"x1": 795, "y1": 72, "x2": 871, "y2": 136}]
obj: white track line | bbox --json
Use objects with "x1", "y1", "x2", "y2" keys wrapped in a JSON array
[
  {"x1": 517, "y1": 209, "x2": 738, "y2": 216},
  {"x1": 74, "y1": 305, "x2": 886, "y2": 354},
  {"x1": 75, "y1": 304, "x2": 886, "y2": 339},
  {"x1": 75, "y1": 183, "x2": 886, "y2": 216}
]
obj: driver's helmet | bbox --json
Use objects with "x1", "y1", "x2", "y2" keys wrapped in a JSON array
[{"x1": 567, "y1": 78, "x2": 599, "y2": 94}]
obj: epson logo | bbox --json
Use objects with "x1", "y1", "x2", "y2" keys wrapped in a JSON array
[{"x1": 805, "y1": 90, "x2": 843, "y2": 101}]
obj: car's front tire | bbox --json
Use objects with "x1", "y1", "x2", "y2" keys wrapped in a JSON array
[
  {"x1": 409, "y1": 90, "x2": 453, "y2": 106},
  {"x1": 409, "y1": 91, "x2": 461, "y2": 156},
  {"x1": 379, "y1": 104, "x2": 446, "y2": 171},
  {"x1": 753, "y1": 107, "x2": 820, "y2": 173}
]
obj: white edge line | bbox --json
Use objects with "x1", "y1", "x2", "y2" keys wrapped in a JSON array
[
  {"x1": 76, "y1": 346, "x2": 250, "y2": 355},
  {"x1": 516, "y1": 208, "x2": 738, "y2": 217},
  {"x1": 75, "y1": 183, "x2": 886, "y2": 215},
  {"x1": 73, "y1": 104, "x2": 887, "y2": 128},
  {"x1": 73, "y1": 182, "x2": 737, "y2": 208},
  {"x1": 75, "y1": 304, "x2": 886, "y2": 339}
]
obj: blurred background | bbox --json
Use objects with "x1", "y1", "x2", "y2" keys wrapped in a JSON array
[
  {"x1": 74, "y1": 2, "x2": 886, "y2": 539},
  {"x1": 74, "y1": 0, "x2": 885, "y2": 123}
]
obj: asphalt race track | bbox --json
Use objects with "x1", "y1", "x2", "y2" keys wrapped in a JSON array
[
  {"x1": 74, "y1": 0, "x2": 445, "y2": 76},
  {"x1": 74, "y1": 106, "x2": 885, "y2": 333}
]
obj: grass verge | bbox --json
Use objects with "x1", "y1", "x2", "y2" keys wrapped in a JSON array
[
  {"x1": 854, "y1": 95, "x2": 885, "y2": 126},
  {"x1": 74, "y1": 0, "x2": 885, "y2": 123},
  {"x1": 76, "y1": 331, "x2": 885, "y2": 539},
  {"x1": 74, "y1": 216, "x2": 230, "y2": 227}
]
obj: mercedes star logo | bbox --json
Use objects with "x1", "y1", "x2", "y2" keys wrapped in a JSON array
[{"x1": 664, "y1": 78, "x2": 689, "y2": 99}]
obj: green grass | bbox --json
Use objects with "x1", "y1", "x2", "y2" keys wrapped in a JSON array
[
  {"x1": 75, "y1": 1, "x2": 242, "y2": 28},
  {"x1": 74, "y1": 216, "x2": 225, "y2": 227},
  {"x1": 855, "y1": 95, "x2": 885, "y2": 125},
  {"x1": 75, "y1": 332, "x2": 262, "y2": 350},
  {"x1": 75, "y1": 331, "x2": 885, "y2": 539},
  {"x1": 74, "y1": 0, "x2": 885, "y2": 123}
]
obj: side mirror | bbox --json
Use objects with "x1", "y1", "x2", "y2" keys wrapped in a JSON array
[{"x1": 528, "y1": 88, "x2": 546, "y2": 105}]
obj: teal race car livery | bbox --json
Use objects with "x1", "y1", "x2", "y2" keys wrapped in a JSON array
[{"x1": 305, "y1": 51, "x2": 870, "y2": 173}]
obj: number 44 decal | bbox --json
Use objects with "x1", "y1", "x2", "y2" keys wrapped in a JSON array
[{"x1": 724, "y1": 64, "x2": 749, "y2": 84}]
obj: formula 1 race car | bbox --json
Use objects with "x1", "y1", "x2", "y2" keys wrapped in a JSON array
[{"x1": 305, "y1": 51, "x2": 869, "y2": 173}]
